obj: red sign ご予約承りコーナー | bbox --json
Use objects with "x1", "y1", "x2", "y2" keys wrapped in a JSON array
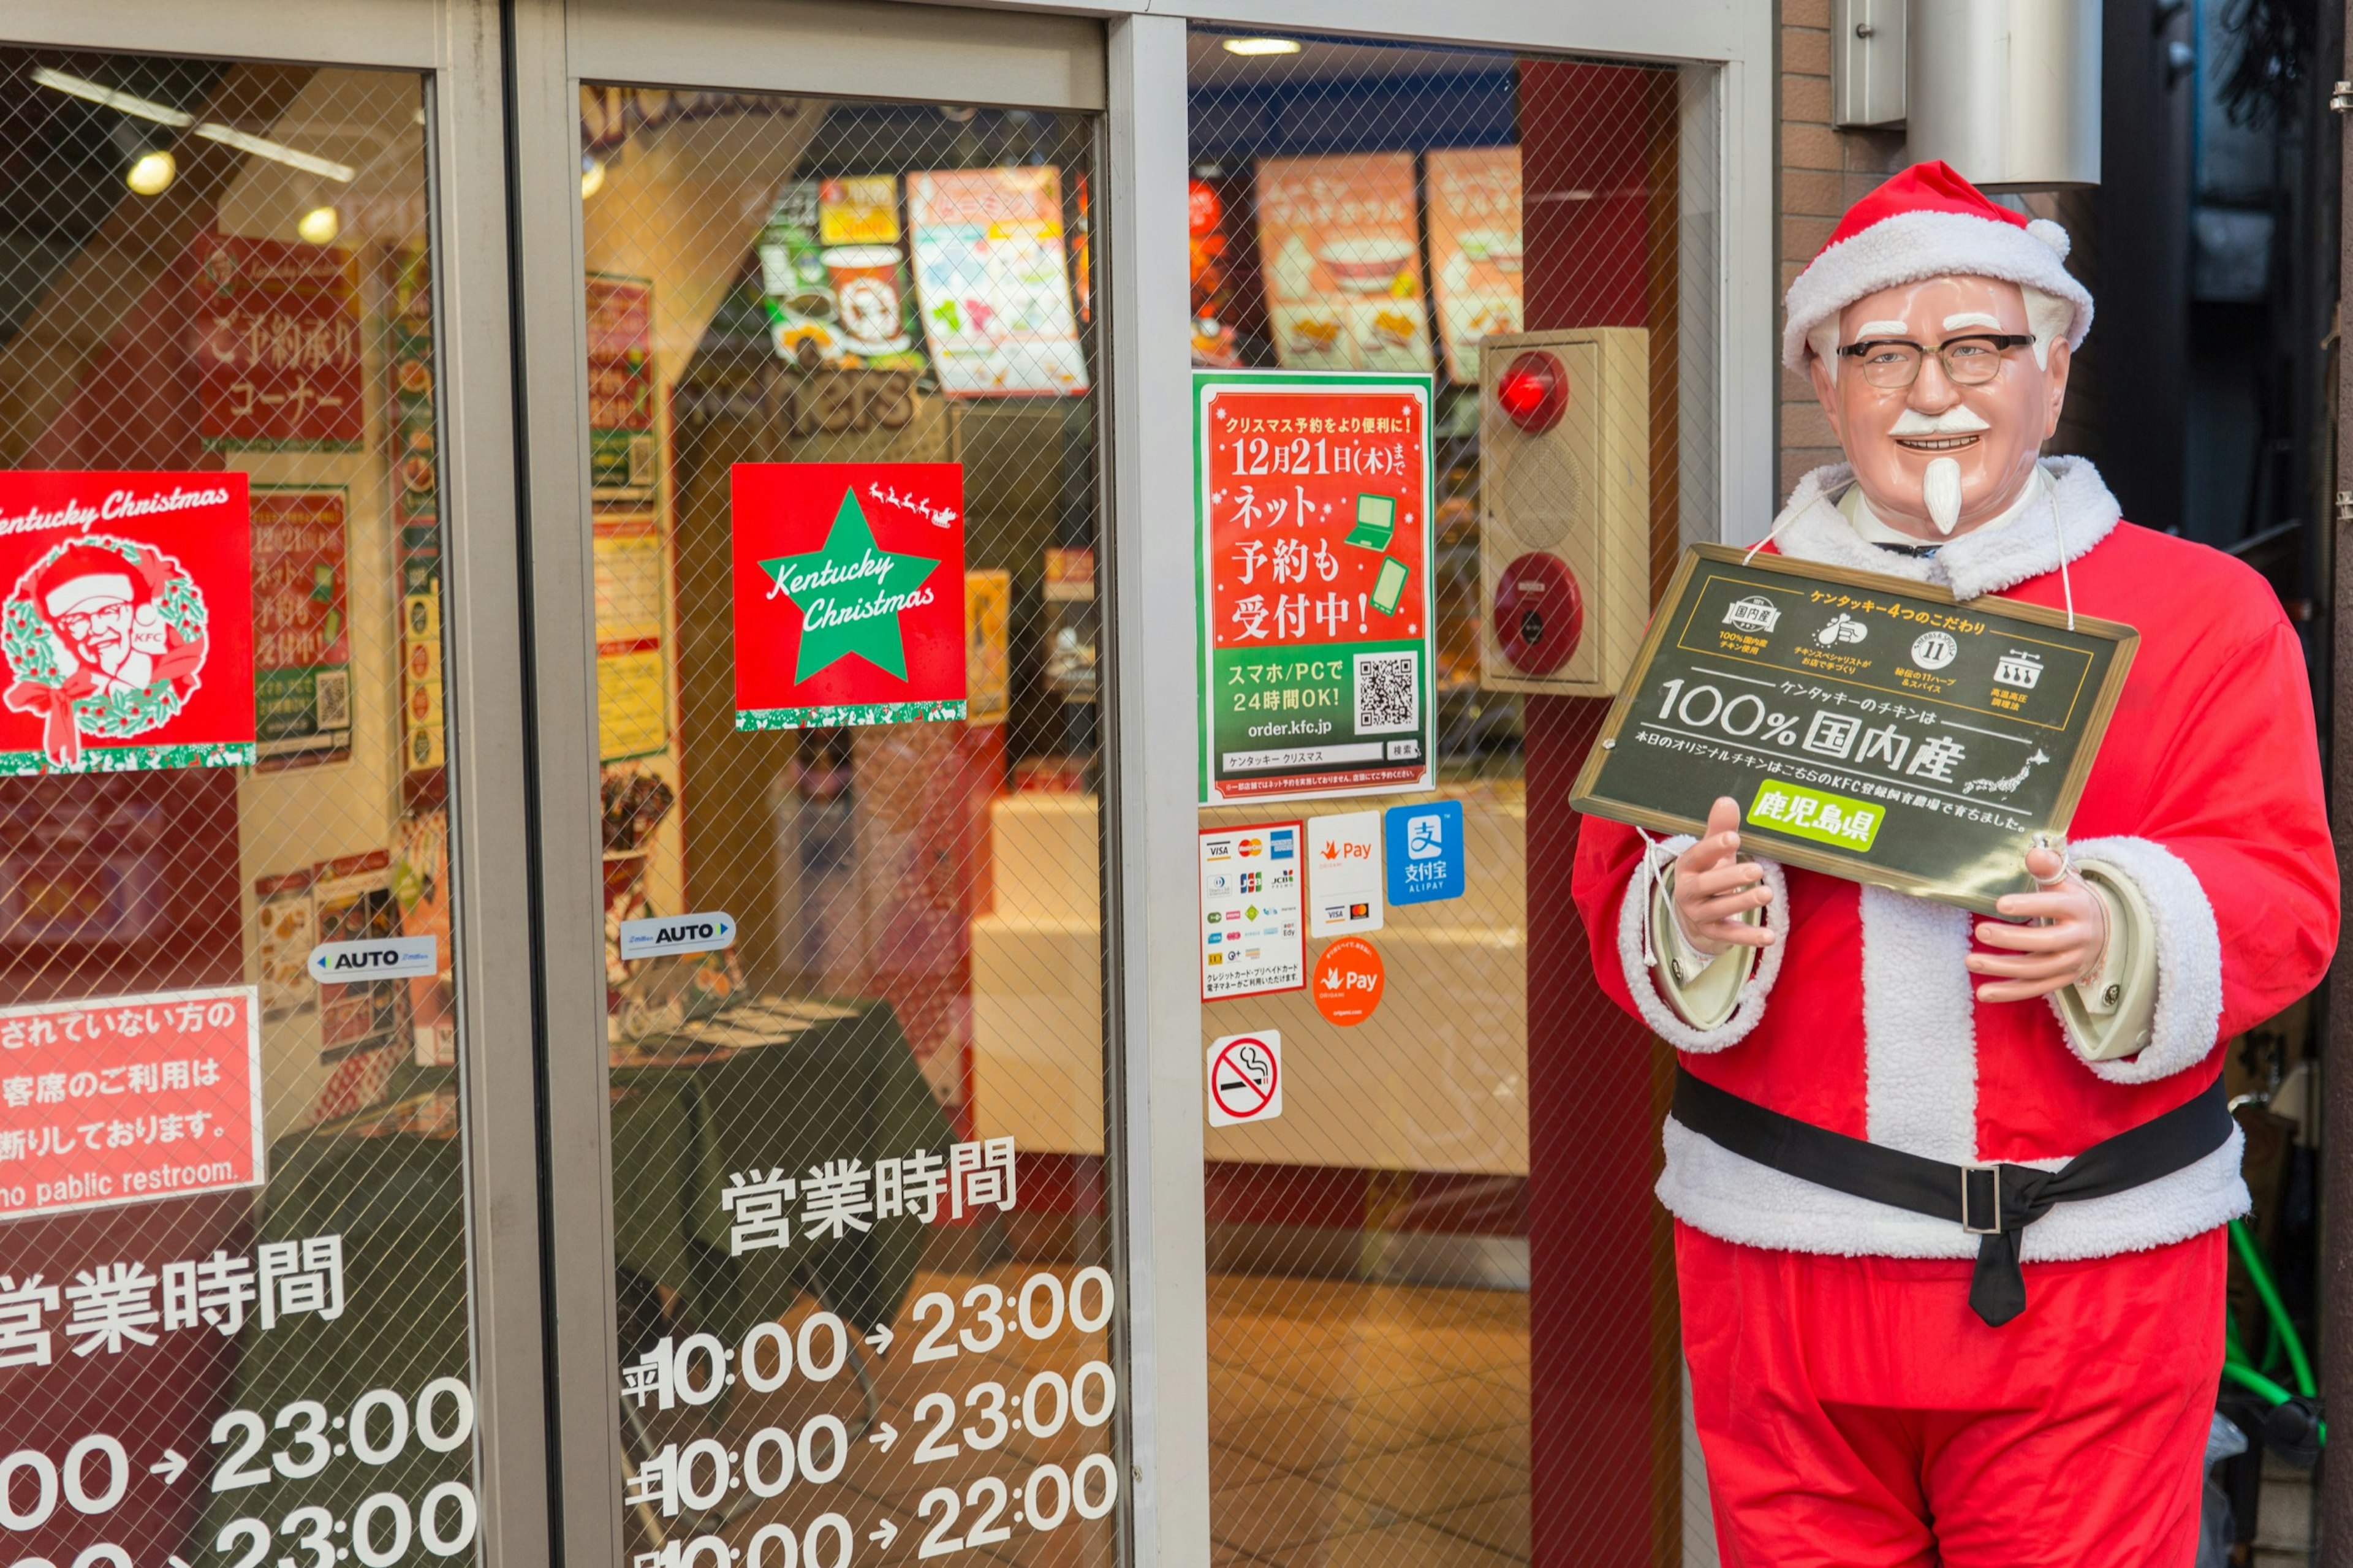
[
  {"x1": 732, "y1": 463, "x2": 966, "y2": 729},
  {"x1": 0, "y1": 471, "x2": 256, "y2": 775}
]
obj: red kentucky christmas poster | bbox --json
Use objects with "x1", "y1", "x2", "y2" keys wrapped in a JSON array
[
  {"x1": 732, "y1": 463, "x2": 966, "y2": 728},
  {"x1": 0, "y1": 472, "x2": 256, "y2": 775}
]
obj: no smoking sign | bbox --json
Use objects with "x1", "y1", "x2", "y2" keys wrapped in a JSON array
[{"x1": 1207, "y1": 1030, "x2": 1283, "y2": 1127}]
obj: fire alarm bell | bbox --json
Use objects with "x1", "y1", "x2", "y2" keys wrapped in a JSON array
[{"x1": 1477, "y1": 328, "x2": 1651, "y2": 697}]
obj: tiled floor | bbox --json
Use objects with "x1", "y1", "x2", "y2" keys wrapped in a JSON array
[{"x1": 1203, "y1": 1273, "x2": 1531, "y2": 1568}]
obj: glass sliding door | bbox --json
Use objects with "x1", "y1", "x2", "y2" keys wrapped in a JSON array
[
  {"x1": 523, "y1": 13, "x2": 1129, "y2": 1566},
  {"x1": 1184, "y1": 30, "x2": 1719, "y2": 1568},
  {"x1": 0, "y1": 26, "x2": 520, "y2": 1568}
]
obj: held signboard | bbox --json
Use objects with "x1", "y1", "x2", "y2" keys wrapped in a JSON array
[
  {"x1": 1571, "y1": 545, "x2": 2138, "y2": 914},
  {"x1": 732, "y1": 463, "x2": 966, "y2": 729},
  {"x1": 0, "y1": 985, "x2": 265, "y2": 1222},
  {"x1": 0, "y1": 472, "x2": 256, "y2": 775},
  {"x1": 1194, "y1": 371, "x2": 1437, "y2": 804}
]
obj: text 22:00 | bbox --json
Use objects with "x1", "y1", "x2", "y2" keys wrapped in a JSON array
[{"x1": 917, "y1": 1458, "x2": 1119, "y2": 1557}]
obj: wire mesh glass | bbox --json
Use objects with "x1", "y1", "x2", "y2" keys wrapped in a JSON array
[
  {"x1": 1186, "y1": 30, "x2": 1721, "y2": 1568},
  {"x1": 573, "y1": 86, "x2": 1120, "y2": 1568},
  {"x1": 0, "y1": 48, "x2": 476, "y2": 1568}
]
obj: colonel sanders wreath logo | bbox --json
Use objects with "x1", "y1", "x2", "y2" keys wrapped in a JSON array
[{"x1": 1, "y1": 535, "x2": 211, "y2": 769}]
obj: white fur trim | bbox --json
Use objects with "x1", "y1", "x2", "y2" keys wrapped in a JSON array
[
  {"x1": 1770, "y1": 455, "x2": 2120, "y2": 600},
  {"x1": 2025, "y1": 218, "x2": 2069, "y2": 259},
  {"x1": 1659, "y1": 1117, "x2": 2248, "y2": 1262},
  {"x1": 1615, "y1": 836, "x2": 1789, "y2": 1053},
  {"x1": 2053, "y1": 838, "x2": 2226, "y2": 1083},
  {"x1": 1860, "y1": 886, "x2": 1978, "y2": 1162},
  {"x1": 1783, "y1": 208, "x2": 2094, "y2": 370}
]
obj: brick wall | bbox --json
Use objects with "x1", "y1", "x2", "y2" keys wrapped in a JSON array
[{"x1": 1775, "y1": 1, "x2": 2104, "y2": 504}]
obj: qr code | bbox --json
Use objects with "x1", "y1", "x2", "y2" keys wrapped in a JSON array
[
  {"x1": 1353, "y1": 650, "x2": 1420, "y2": 734},
  {"x1": 314, "y1": 670, "x2": 350, "y2": 729}
]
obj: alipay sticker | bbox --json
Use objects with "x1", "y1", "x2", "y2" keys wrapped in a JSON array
[{"x1": 1384, "y1": 800, "x2": 1464, "y2": 905}]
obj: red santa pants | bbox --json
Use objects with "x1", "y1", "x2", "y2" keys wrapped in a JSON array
[{"x1": 1678, "y1": 1222, "x2": 2224, "y2": 1568}]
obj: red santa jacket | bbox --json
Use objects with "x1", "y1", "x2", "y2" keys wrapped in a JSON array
[{"x1": 1574, "y1": 457, "x2": 2338, "y2": 1262}]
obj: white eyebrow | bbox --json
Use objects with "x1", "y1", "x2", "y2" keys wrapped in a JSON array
[
  {"x1": 1942, "y1": 311, "x2": 2003, "y2": 331},
  {"x1": 1855, "y1": 319, "x2": 1912, "y2": 338}
]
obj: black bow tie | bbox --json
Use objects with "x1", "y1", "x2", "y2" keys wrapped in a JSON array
[{"x1": 1876, "y1": 541, "x2": 1941, "y2": 559}]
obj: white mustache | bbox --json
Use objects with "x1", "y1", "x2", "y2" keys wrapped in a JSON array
[{"x1": 1890, "y1": 406, "x2": 1991, "y2": 436}]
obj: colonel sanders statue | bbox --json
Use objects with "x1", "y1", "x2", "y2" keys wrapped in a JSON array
[{"x1": 1573, "y1": 163, "x2": 2338, "y2": 1563}]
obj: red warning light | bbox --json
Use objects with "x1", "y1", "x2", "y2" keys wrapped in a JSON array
[{"x1": 1495, "y1": 350, "x2": 1567, "y2": 434}]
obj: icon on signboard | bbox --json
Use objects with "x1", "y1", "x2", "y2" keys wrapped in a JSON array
[
  {"x1": 1385, "y1": 798, "x2": 1466, "y2": 904},
  {"x1": 1313, "y1": 937, "x2": 1385, "y2": 1026},
  {"x1": 1207, "y1": 1030, "x2": 1283, "y2": 1127},
  {"x1": 1722, "y1": 595, "x2": 1780, "y2": 634},
  {"x1": 1308, "y1": 811, "x2": 1384, "y2": 936}
]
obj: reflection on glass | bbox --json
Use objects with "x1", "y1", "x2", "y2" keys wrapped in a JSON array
[
  {"x1": 577, "y1": 88, "x2": 1118, "y2": 1568},
  {"x1": 0, "y1": 50, "x2": 472, "y2": 1568}
]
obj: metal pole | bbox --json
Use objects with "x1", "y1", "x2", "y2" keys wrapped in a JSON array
[{"x1": 2321, "y1": 10, "x2": 2353, "y2": 1557}]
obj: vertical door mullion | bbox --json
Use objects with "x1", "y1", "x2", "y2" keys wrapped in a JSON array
[
  {"x1": 505, "y1": 1, "x2": 633, "y2": 1560},
  {"x1": 1101, "y1": 17, "x2": 1211, "y2": 1568},
  {"x1": 430, "y1": 4, "x2": 558, "y2": 1567}
]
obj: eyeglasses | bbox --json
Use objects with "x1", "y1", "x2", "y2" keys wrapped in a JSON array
[{"x1": 1837, "y1": 333, "x2": 2036, "y2": 389}]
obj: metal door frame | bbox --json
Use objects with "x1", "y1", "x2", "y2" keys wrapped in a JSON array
[{"x1": 0, "y1": 7, "x2": 551, "y2": 1568}]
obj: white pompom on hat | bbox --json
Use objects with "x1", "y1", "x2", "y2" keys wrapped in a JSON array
[{"x1": 1782, "y1": 160, "x2": 2093, "y2": 371}]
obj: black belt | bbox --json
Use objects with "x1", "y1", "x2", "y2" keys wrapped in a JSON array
[{"x1": 1670, "y1": 1066, "x2": 2234, "y2": 1327}]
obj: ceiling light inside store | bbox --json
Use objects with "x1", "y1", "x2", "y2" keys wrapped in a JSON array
[
  {"x1": 1221, "y1": 37, "x2": 1302, "y2": 55},
  {"x1": 296, "y1": 205, "x2": 341, "y2": 246},
  {"x1": 125, "y1": 150, "x2": 178, "y2": 197},
  {"x1": 36, "y1": 67, "x2": 353, "y2": 183},
  {"x1": 581, "y1": 154, "x2": 607, "y2": 198},
  {"x1": 32, "y1": 67, "x2": 194, "y2": 127},
  {"x1": 194, "y1": 123, "x2": 355, "y2": 182}
]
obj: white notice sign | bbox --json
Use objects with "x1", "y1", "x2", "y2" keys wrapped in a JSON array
[
  {"x1": 1307, "y1": 811, "x2": 1384, "y2": 936},
  {"x1": 1207, "y1": 1030, "x2": 1283, "y2": 1127},
  {"x1": 620, "y1": 911, "x2": 738, "y2": 961},
  {"x1": 1199, "y1": 822, "x2": 1305, "y2": 1001},
  {"x1": 308, "y1": 936, "x2": 438, "y2": 985}
]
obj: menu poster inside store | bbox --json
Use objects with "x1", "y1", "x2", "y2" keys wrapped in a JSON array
[
  {"x1": 251, "y1": 486, "x2": 352, "y2": 767},
  {"x1": 1427, "y1": 147, "x2": 1526, "y2": 385},
  {"x1": 255, "y1": 869, "x2": 317, "y2": 1021},
  {"x1": 594, "y1": 515, "x2": 671, "y2": 761},
  {"x1": 733, "y1": 462, "x2": 966, "y2": 728},
  {"x1": 587, "y1": 273, "x2": 658, "y2": 501},
  {"x1": 1194, "y1": 372, "x2": 1438, "y2": 804},
  {"x1": 0, "y1": 471, "x2": 257, "y2": 776},
  {"x1": 385, "y1": 243, "x2": 441, "y2": 565},
  {"x1": 191, "y1": 233, "x2": 366, "y2": 451},
  {"x1": 0, "y1": 985, "x2": 265, "y2": 1222},
  {"x1": 401, "y1": 585, "x2": 445, "y2": 774},
  {"x1": 1199, "y1": 822, "x2": 1305, "y2": 1001},
  {"x1": 965, "y1": 569, "x2": 1012, "y2": 724},
  {"x1": 1254, "y1": 153, "x2": 1433, "y2": 374},
  {"x1": 907, "y1": 168, "x2": 1089, "y2": 396},
  {"x1": 757, "y1": 178, "x2": 926, "y2": 370}
]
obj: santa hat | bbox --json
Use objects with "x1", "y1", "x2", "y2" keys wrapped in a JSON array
[{"x1": 1781, "y1": 161, "x2": 2093, "y2": 371}]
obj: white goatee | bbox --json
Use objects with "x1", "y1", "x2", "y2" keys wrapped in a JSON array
[{"x1": 1923, "y1": 457, "x2": 1963, "y2": 536}]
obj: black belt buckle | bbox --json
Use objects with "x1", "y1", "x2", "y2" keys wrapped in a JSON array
[{"x1": 1961, "y1": 1162, "x2": 2003, "y2": 1235}]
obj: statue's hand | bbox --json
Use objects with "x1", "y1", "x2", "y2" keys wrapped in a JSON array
[
  {"x1": 1670, "y1": 797, "x2": 1778, "y2": 958},
  {"x1": 1966, "y1": 845, "x2": 2107, "y2": 1002}
]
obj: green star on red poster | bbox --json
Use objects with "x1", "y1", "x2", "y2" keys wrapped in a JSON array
[{"x1": 732, "y1": 463, "x2": 966, "y2": 729}]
